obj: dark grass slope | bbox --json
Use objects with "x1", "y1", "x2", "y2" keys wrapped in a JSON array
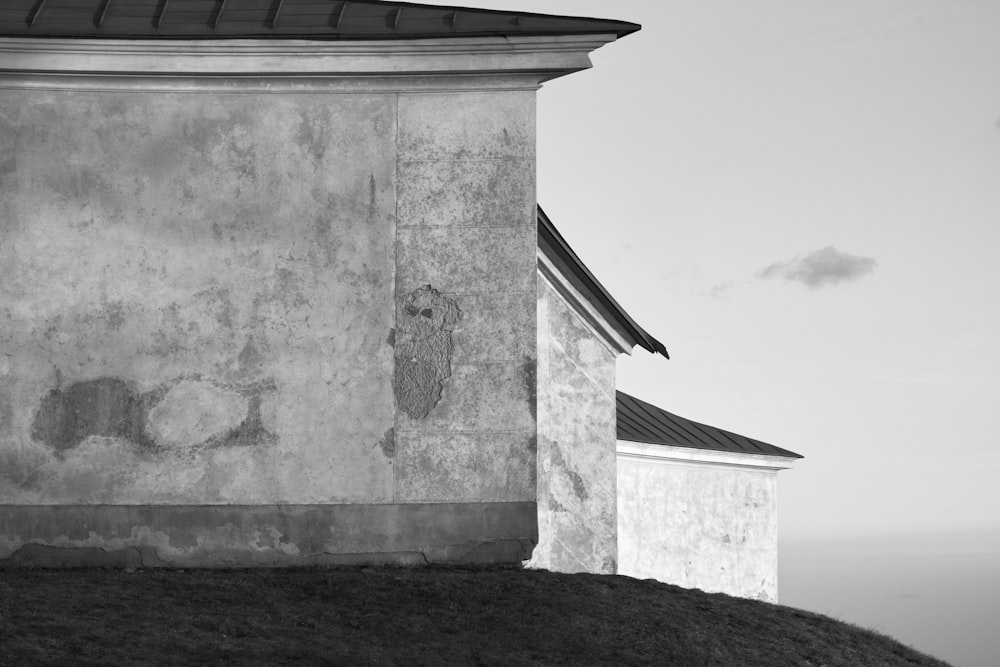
[{"x1": 0, "y1": 566, "x2": 950, "y2": 666}]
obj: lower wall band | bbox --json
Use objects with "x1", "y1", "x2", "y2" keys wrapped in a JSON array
[{"x1": 0, "y1": 502, "x2": 537, "y2": 568}]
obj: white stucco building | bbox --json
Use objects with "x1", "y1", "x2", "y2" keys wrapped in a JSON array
[
  {"x1": 536, "y1": 207, "x2": 802, "y2": 602},
  {"x1": 616, "y1": 392, "x2": 801, "y2": 602},
  {"x1": 1, "y1": 0, "x2": 801, "y2": 600}
]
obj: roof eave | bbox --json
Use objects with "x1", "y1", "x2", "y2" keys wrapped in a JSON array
[
  {"x1": 0, "y1": 33, "x2": 623, "y2": 88},
  {"x1": 537, "y1": 205, "x2": 668, "y2": 358},
  {"x1": 617, "y1": 440, "x2": 800, "y2": 471},
  {"x1": 0, "y1": 0, "x2": 641, "y2": 41},
  {"x1": 617, "y1": 391, "x2": 803, "y2": 459}
]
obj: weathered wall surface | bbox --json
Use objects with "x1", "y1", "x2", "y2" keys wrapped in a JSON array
[
  {"x1": 0, "y1": 89, "x2": 397, "y2": 506},
  {"x1": 617, "y1": 453, "x2": 780, "y2": 601},
  {"x1": 0, "y1": 82, "x2": 537, "y2": 565},
  {"x1": 0, "y1": 503, "x2": 536, "y2": 567},
  {"x1": 527, "y1": 276, "x2": 617, "y2": 573},
  {"x1": 393, "y1": 91, "x2": 537, "y2": 508}
]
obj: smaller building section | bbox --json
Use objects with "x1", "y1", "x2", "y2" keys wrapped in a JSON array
[
  {"x1": 616, "y1": 392, "x2": 802, "y2": 602},
  {"x1": 529, "y1": 208, "x2": 667, "y2": 575}
]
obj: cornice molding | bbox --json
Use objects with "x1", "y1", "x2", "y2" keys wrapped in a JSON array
[
  {"x1": 0, "y1": 34, "x2": 616, "y2": 91},
  {"x1": 616, "y1": 440, "x2": 798, "y2": 472},
  {"x1": 0, "y1": 72, "x2": 545, "y2": 94}
]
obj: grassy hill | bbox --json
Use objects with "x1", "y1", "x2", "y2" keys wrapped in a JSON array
[{"x1": 0, "y1": 566, "x2": 950, "y2": 666}]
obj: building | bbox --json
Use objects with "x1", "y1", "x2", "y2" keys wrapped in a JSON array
[
  {"x1": 0, "y1": 0, "x2": 799, "y2": 600},
  {"x1": 535, "y1": 207, "x2": 801, "y2": 601},
  {"x1": 617, "y1": 391, "x2": 801, "y2": 602}
]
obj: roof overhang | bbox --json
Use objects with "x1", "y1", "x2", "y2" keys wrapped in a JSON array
[
  {"x1": 0, "y1": 1, "x2": 640, "y2": 41},
  {"x1": 616, "y1": 390, "x2": 803, "y2": 459},
  {"x1": 538, "y1": 245, "x2": 633, "y2": 355},
  {"x1": 537, "y1": 206, "x2": 668, "y2": 358},
  {"x1": 0, "y1": 33, "x2": 621, "y2": 91},
  {"x1": 617, "y1": 440, "x2": 798, "y2": 472},
  {"x1": 0, "y1": 1, "x2": 640, "y2": 91}
]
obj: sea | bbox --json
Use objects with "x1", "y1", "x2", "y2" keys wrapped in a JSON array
[{"x1": 779, "y1": 531, "x2": 1000, "y2": 667}]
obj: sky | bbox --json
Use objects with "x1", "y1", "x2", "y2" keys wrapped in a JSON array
[{"x1": 442, "y1": 1, "x2": 1000, "y2": 664}]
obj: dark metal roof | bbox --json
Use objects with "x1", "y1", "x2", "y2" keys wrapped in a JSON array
[
  {"x1": 0, "y1": 1, "x2": 640, "y2": 40},
  {"x1": 538, "y1": 206, "x2": 668, "y2": 358},
  {"x1": 617, "y1": 391, "x2": 803, "y2": 459}
]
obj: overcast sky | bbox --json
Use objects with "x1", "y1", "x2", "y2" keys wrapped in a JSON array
[{"x1": 443, "y1": 1, "x2": 999, "y2": 663}]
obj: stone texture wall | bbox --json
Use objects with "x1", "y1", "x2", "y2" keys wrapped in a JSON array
[
  {"x1": 617, "y1": 453, "x2": 780, "y2": 601},
  {"x1": 0, "y1": 83, "x2": 537, "y2": 565},
  {"x1": 0, "y1": 89, "x2": 397, "y2": 506},
  {"x1": 527, "y1": 276, "x2": 618, "y2": 573},
  {"x1": 393, "y1": 91, "x2": 537, "y2": 507}
]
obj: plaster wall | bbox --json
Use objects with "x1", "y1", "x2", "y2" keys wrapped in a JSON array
[
  {"x1": 527, "y1": 275, "x2": 617, "y2": 573},
  {"x1": 0, "y1": 88, "x2": 398, "y2": 506},
  {"x1": 617, "y1": 449, "x2": 781, "y2": 602},
  {"x1": 393, "y1": 91, "x2": 537, "y2": 507},
  {"x1": 0, "y1": 77, "x2": 536, "y2": 565}
]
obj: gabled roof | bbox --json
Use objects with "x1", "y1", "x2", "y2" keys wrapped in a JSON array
[
  {"x1": 537, "y1": 206, "x2": 668, "y2": 358},
  {"x1": 617, "y1": 391, "x2": 803, "y2": 459},
  {"x1": 0, "y1": 1, "x2": 640, "y2": 41}
]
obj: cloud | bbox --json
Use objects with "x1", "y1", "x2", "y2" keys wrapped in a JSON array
[
  {"x1": 757, "y1": 246, "x2": 877, "y2": 289},
  {"x1": 709, "y1": 281, "x2": 734, "y2": 299}
]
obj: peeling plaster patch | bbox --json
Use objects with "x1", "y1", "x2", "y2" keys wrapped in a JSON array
[
  {"x1": 376, "y1": 427, "x2": 395, "y2": 459},
  {"x1": 393, "y1": 286, "x2": 461, "y2": 419}
]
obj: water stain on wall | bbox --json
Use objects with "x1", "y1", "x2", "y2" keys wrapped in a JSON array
[
  {"x1": 30, "y1": 375, "x2": 277, "y2": 455},
  {"x1": 549, "y1": 442, "x2": 590, "y2": 503},
  {"x1": 521, "y1": 356, "x2": 537, "y2": 422},
  {"x1": 31, "y1": 377, "x2": 146, "y2": 451},
  {"x1": 392, "y1": 285, "x2": 461, "y2": 419}
]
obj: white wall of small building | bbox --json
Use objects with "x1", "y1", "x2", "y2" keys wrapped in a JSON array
[
  {"x1": 527, "y1": 258, "x2": 623, "y2": 574},
  {"x1": 616, "y1": 441, "x2": 795, "y2": 603}
]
